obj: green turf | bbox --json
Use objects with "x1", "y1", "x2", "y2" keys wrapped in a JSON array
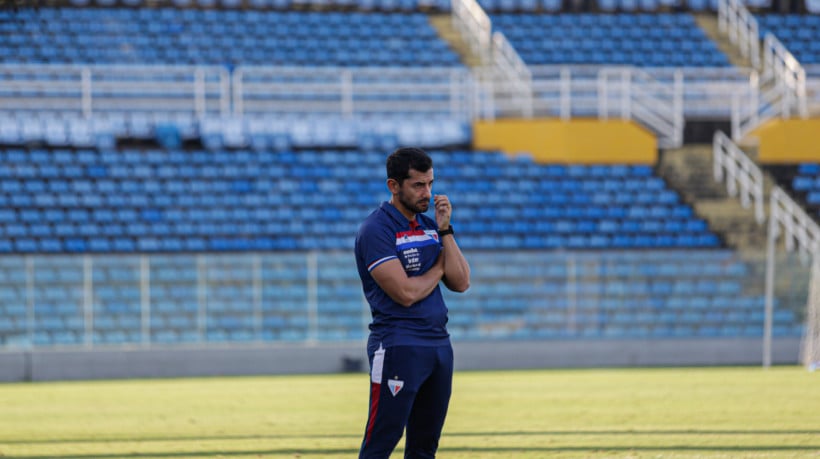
[{"x1": 0, "y1": 367, "x2": 818, "y2": 458}]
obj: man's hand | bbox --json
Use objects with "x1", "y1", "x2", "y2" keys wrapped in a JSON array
[{"x1": 434, "y1": 194, "x2": 451, "y2": 231}]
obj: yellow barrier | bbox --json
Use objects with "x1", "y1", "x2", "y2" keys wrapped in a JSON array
[
  {"x1": 472, "y1": 118, "x2": 657, "y2": 164},
  {"x1": 752, "y1": 118, "x2": 820, "y2": 163}
]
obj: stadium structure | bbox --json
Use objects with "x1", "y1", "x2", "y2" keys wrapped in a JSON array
[{"x1": 0, "y1": 0, "x2": 818, "y2": 381}]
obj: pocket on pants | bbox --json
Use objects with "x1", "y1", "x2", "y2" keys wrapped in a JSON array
[{"x1": 371, "y1": 344, "x2": 385, "y2": 384}]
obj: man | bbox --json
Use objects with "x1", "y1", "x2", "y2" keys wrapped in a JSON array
[{"x1": 355, "y1": 147, "x2": 470, "y2": 459}]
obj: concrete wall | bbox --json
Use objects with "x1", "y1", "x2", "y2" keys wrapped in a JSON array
[
  {"x1": 0, "y1": 337, "x2": 802, "y2": 382},
  {"x1": 472, "y1": 118, "x2": 657, "y2": 164}
]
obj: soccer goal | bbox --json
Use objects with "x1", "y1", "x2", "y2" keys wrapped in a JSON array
[
  {"x1": 802, "y1": 259, "x2": 820, "y2": 371},
  {"x1": 765, "y1": 187, "x2": 820, "y2": 371},
  {"x1": 713, "y1": 132, "x2": 818, "y2": 370}
]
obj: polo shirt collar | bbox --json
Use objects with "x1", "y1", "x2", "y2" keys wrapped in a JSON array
[{"x1": 380, "y1": 201, "x2": 418, "y2": 227}]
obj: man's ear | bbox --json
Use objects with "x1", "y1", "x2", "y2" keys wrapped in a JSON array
[{"x1": 387, "y1": 178, "x2": 400, "y2": 194}]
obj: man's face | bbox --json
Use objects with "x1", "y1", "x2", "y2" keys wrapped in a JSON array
[{"x1": 395, "y1": 168, "x2": 434, "y2": 215}]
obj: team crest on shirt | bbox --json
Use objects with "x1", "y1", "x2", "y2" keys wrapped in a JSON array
[{"x1": 388, "y1": 378, "x2": 404, "y2": 396}]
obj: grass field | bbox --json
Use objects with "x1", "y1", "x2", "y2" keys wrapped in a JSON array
[{"x1": 0, "y1": 367, "x2": 818, "y2": 458}]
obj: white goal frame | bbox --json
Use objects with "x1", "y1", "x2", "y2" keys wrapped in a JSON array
[{"x1": 765, "y1": 187, "x2": 820, "y2": 370}]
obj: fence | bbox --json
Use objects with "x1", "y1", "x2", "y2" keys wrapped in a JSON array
[
  {"x1": 712, "y1": 130, "x2": 765, "y2": 224},
  {"x1": 0, "y1": 250, "x2": 804, "y2": 352},
  {"x1": 233, "y1": 66, "x2": 476, "y2": 119},
  {"x1": 0, "y1": 63, "x2": 814, "y2": 147},
  {"x1": 0, "y1": 64, "x2": 229, "y2": 118}
]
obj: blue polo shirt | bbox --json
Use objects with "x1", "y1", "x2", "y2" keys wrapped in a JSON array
[{"x1": 355, "y1": 201, "x2": 450, "y2": 348}]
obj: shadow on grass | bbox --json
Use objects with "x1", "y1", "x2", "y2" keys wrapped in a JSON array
[
  {"x1": 2, "y1": 444, "x2": 820, "y2": 459},
  {"x1": 3, "y1": 429, "x2": 820, "y2": 445},
  {"x1": 1, "y1": 430, "x2": 820, "y2": 458}
]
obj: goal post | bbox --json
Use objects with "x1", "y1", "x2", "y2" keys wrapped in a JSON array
[
  {"x1": 802, "y1": 258, "x2": 820, "y2": 371},
  {"x1": 765, "y1": 187, "x2": 820, "y2": 370}
]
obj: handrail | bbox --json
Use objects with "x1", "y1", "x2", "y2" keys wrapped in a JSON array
[
  {"x1": 718, "y1": 0, "x2": 761, "y2": 69},
  {"x1": 712, "y1": 130, "x2": 766, "y2": 224},
  {"x1": 731, "y1": 33, "x2": 809, "y2": 142},
  {"x1": 597, "y1": 67, "x2": 683, "y2": 148},
  {"x1": 0, "y1": 64, "x2": 229, "y2": 118},
  {"x1": 719, "y1": 0, "x2": 808, "y2": 141},
  {"x1": 451, "y1": 0, "x2": 492, "y2": 63},
  {"x1": 769, "y1": 187, "x2": 820, "y2": 257},
  {"x1": 490, "y1": 31, "x2": 533, "y2": 118},
  {"x1": 762, "y1": 33, "x2": 809, "y2": 119},
  {"x1": 0, "y1": 64, "x2": 474, "y2": 120}
]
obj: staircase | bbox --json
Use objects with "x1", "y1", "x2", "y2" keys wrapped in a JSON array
[
  {"x1": 657, "y1": 144, "x2": 772, "y2": 252},
  {"x1": 428, "y1": 14, "x2": 486, "y2": 69},
  {"x1": 694, "y1": 13, "x2": 758, "y2": 70}
]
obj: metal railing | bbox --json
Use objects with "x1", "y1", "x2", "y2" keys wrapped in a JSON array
[
  {"x1": 731, "y1": 33, "x2": 808, "y2": 142},
  {"x1": 600, "y1": 67, "x2": 684, "y2": 148},
  {"x1": 487, "y1": 66, "x2": 686, "y2": 147},
  {"x1": 761, "y1": 33, "x2": 808, "y2": 119},
  {"x1": 712, "y1": 130, "x2": 766, "y2": 224},
  {"x1": 0, "y1": 250, "x2": 801, "y2": 351},
  {"x1": 0, "y1": 64, "x2": 229, "y2": 118},
  {"x1": 0, "y1": 64, "x2": 475, "y2": 121},
  {"x1": 2, "y1": 63, "x2": 811, "y2": 148},
  {"x1": 718, "y1": 0, "x2": 808, "y2": 142},
  {"x1": 718, "y1": 0, "x2": 761, "y2": 69},
  {"x1": 233, "y1": 66, "x2": 475, "y2": 120},
  {"x1": 483, "y1": 31, "x2": 534, "y2": 119},
  {"x1": 450, "y1": 0, "x2": 492, "y2": 63}
]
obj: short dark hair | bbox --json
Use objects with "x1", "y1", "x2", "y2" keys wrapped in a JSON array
[{"x1": 386, "y1": 147, "x2": 433, "y2": 184}]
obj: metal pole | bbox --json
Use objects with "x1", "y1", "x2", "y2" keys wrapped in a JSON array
[
  {"x1": 307, "y1": 251, "x2": 318, "y2": 344},
  {"x1": 140, "y1": 255, "x2": 151, "y2": 347},
  {"x1": 81, "y1": 67, "x2": 92, "y2": 119},
  {"x1": 560, "y1": 67, "x2": 571, "y2": 121},
  {"x1": 252, "y1": 254, "x2": 262, "y2": 342},
  {"x1": 83, "y1": 255, "x2": 93, "y2": 348},
  {"x1": 25, "y1": 256, "x2": 34, "y2": 348},
  {"x1": 763, "y1": 191, "x2": 779, "y2": 368},
  {"x1": 197, "y1": 255, "x2": 207, "y2": 342}
]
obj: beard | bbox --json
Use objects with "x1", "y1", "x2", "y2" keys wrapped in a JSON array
[{"x1": 398, "y1": 190, "x2": 429, "y2": 215}]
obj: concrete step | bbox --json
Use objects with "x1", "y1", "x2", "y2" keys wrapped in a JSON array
[
  {"x1": 694, "y1": 13, "x2": 756, "y2": 70},
  {"x1": 658, "y1": 145, "x2": 768, "y2": 253}
]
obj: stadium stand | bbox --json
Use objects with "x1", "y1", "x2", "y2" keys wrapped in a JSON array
[
  {"x1": 0, "y1": 8, "x2": 462, "y2": 67},
  {"x1": 756, "y1": 14, "x2": 820, "y2": 65},
  {"x1": 489, "y1": 13, "x2": 731, "y2": 66},
  {"x1": 0, "y1": 143, "x2": 805, "y2": 348},
  {"x1": 0, "y1": 248, "x2": 802, "y2": 347},
  {"x1": 768, "y1": 162, "x2": 820, "y2": 220},
  {"x1": 0, "y1": 147, "x2": 720, "y2": 253},
  {"x1": 0, "y1": 0, "x2": 808, "y2": 359}
]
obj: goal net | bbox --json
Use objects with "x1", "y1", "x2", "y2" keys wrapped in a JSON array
[{"x1": 801, "y1": 259, "x2": 820, "y2": 371}]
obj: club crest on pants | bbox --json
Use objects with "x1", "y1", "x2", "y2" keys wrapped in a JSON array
[{"x1": 387, "y1": 378, "x2": 404, "y2": 396}]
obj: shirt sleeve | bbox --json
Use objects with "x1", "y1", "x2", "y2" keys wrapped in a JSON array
[{"x1": 358, "y1": 220, "x2": 397, "y2": 273}]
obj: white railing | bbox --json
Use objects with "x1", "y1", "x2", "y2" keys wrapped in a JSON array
[
  {"x1": 761, "y1": 33, "x2": 808, "y2": 119},
  {"x1": 233, "y1": 66, "x2": 475, "y2": 120},
  {"x1": 526, "y1": 66, "x2": 751, "y2": 121},
  {"x1": 718, "y1": 0, "x2": 808, "y2": 142},
  {"x1": 0, "y1": 64, "x2": 230, "y2": 118},
  {"x1": 731, "y1": 33, "x2": 809, "y2": 143},
  {"x1": 712, "y1": 130, "x2": 766, "y2": 224},
  {"x1": 0, "y1": 64, "x2": 474, "y2": 121},
  {"x1": 804, "y1": 65, "x2": 820, "y2": 115},
  {"x1": 494, "y1": 66, "x2": 684, "y2": 147},
  {"x1": 486, "y1": 31, "x2": 534, "y2": 118},
  {"x1": 718, "y1": 0, "x2": 761, "y2": 69},
  {"x1": 451, "y1": 0, "x2": 492, "y2": 63},
  {"x1": 599, "y1": 67, "x2": 684, "y2": 148}
]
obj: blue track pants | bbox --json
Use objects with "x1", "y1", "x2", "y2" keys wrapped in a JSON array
[{"x1": 359, "y1": 343, "x2": 454, "y2": 459}]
